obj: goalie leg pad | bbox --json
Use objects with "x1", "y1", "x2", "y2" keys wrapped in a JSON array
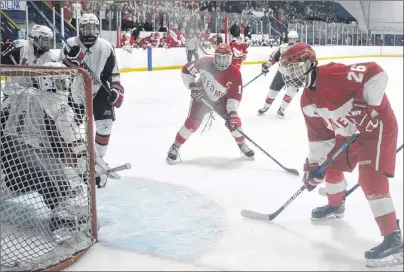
[{"x1": 95, "y1": 119, "x2": 113, "y2": 158}]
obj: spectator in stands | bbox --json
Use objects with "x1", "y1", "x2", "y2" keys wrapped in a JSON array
[
  {"x1": 261, "y1": 11, "x2": 270, "y2": 34},
  {"x1": 230, "y1": 20, "x2": 240, "y2": 41},
  {"x1": 244, "y1": 23, "x2": 252, "y2": 40}
]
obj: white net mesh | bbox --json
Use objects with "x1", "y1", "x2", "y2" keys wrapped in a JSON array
[{"x1": 0, "y1": 65, "x2": 97, "y2": 271}]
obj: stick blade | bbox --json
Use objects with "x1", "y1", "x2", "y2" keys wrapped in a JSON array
[
  {"x1": 287, "y1": 168, "x2": 300, "y2": 176},
  {"x1": 240, "y1": 210, "x2": 271, "y2": 221}
]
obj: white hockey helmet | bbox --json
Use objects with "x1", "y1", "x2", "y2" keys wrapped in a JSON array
[
  {"x1": 79, "y1": 13, "x2": 100, "y2": 46},
  {"x1": 38, "y1": 62, "x2": 70, "y2": 99},
  {"x1": 30, "y1": 25, "x2": 53, "y2": 52},
  {"x1": 287, "y1": 30, "x2": 299, "y2": 44}
]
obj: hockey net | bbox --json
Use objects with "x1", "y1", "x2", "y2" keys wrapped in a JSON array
[{"x1": 0, "y1": 65, "x2": 97, "y2": 271}]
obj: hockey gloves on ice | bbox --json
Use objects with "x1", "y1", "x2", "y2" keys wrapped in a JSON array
[
  {"x1": 261, "y1": 62, "x2": 271, "y2": 75},
  {"x1": 348, "y1": 98, "x2": 379, "y2": 133},
  {"x1": 302, "y1": 159, "x2": 324, "y2": 192},
  {"x1": 225, "y1": 111, "x2": 241, "y2": 132},
  {"x1": 107, "y1": 83, "x2": 124, "y2": 108},
  {"x1": 190, "y1": 82, "x2": 204, "y2": 100},
  {"x1": 63, "y1": 45, "x2": 85, "y2": 67}
]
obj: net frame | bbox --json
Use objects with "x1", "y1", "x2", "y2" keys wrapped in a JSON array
[{"x1": 0, "y1": 64, "x2": 98, "y2": 271}]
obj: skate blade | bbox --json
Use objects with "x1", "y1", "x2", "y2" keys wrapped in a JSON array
[
  {"x1": 276, "y1": 114, "x2": 285, "y2": 119},
  {"x1": 166, "y1": 157, "x2": 178, "y2": 165},
  {"x1": 366, "y1": 251, "x2": 403, "y2": 268},
  {"x1": 244, "y1": 155, "x2": 255, "y2": 161},
  {"x1": 311, "y1": 213, "x2": 344, "y2": 221}
]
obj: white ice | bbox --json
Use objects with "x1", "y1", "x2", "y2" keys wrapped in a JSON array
[{"x1": 69, "y1": 57, "x2": 403, "y2": 271}]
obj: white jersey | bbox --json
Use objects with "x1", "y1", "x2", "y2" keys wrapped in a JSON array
[
  {"x1": 59, "y1": 36, "x2": 121, "y2": 100},
  {"x1": 3, "y1": 39, "x2": 58, "y2": 95},
  {"x1": 267, "y1": 42, "x2": 291, "y2": 65},
  {"x1": 1, "y1": 88, "x2": 83, "y2": 150},
  {"x1": 12, "y1": 39, "x2": 57, "y2": 65}
]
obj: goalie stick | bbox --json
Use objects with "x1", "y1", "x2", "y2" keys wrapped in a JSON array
[
  {"x1": 240, "y1": 133, "x2": 359, "y2": 221},
  {"x1": 317, "y1": 143, "x2": 404, "y2": 197},
  {"x1": 200, "y1": 98, "x2": 299, "y2": 176}
]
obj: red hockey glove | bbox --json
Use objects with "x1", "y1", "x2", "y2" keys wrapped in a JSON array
[
  {"x1": 107, "y1": 83, "x2": 124, "y2": 108},
  {"x1": 348, "y1": 98, "x2": 379, "y2": 133},
  {"x1": 63, "y1": 45, "x2": 85, "y2": 67},
  {"x1": 189, "y1": 82, "x2": 204, "y2": 100},
  {"x1": 225, "y1": 111, "x2": 241, "y2": 132},
  {"x1": 302, "y1": 159, "x2": 324, "y2": 192}
]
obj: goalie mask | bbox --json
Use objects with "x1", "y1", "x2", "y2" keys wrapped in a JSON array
[
  {"x1": 79, "y1": 13, "x2": 100, "y2": 47},
  {"x1": 279, "y1": 43, "x2": 317, "y2": 88},
  {"x1": 213, "y1": 43, "x2": 232, "y2": 71},
  {"x1": 38, "y1": 62, "x2": 70, "y2": 101},
  {"x1": 30, "y1": 25, "x2": 54, "y2": 52}
]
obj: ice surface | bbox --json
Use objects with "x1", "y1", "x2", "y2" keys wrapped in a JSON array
[{"x1": 68, "y1": 57, "x2": 403, "y2": 271}]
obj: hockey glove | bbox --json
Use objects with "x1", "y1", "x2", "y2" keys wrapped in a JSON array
[
  {"x1": 1, "y1": 41, "x2": 16, "y2": 58},
  {"x1": 261, "y1": 62, "x2": 271, "y2": 75},
  {"x1": 347, "y1": 98, "x2": 379, "y2": 133},
  {"x1": 107, "y1": 83, "x2": 124, "y2": 108},
  {"x1": 225, "y1": 111, "x2": 241, "y2": 132},
  {"x1": 302, "y1": 159, "x2": 324, "y2": 192},
  {"x1": 190, "y1": 82, "x2": 204, "y2": 100},
  {"x1": 63, "y1": 45, "x2": 85, "y2": 67}
]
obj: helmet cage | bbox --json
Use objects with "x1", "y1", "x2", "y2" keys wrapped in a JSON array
[
  {"x1": 213, "y1": 52, "x2": 232, "y2": 71},
  {"x1": 79, "y1": 23, "x2": 100, "y2": 46},
  {"x1": 279, "y1": 60, "x2": 312, "y2": 88},
  {"x1": 33, "y1": 36, "x2": 54, "y2": 51}
]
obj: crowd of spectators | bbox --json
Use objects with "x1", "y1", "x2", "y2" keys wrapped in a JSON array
[{"x1": 26, "y1": 1, "x2": 404, "y2": 48}]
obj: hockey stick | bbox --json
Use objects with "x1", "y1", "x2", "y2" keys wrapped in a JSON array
[
  {"x1": 240, "y1": 133, "x2": 360, "y2": 221},
  {"x1": 105, "y1": 163, "x2": 132, "y2": 174},
  {"x1": 29, "y1": 1, "x2": 112, "y2": 97},
  {"x1": 200, "y1": 98, "x2": 299, "y2": 176},
  {"x1": 318, "y1": 143, "x2": 404, "y2": 197},
  {"x1": 243, "y1": 73, "x2": 263, "y2": 88}
]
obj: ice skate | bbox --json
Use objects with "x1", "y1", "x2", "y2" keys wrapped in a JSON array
[
  {"x1": 311, "y1": 201, "x2": 345, "y2": 221},
  {"x1": 238, "y1": 143, "x2": 255, "y2": 159},
  {"x1": 365, "y1": 221, "x2": 403, "y2": 268},
  {"x1": 166, "y1": 143, "x2": 180, "y2": 164},
  {"x1": 258, "y1": 106, "x2": 269, "y2": 115},
  {"x1": 277, "y1": 107, "x2": 285, "y2": 118}
]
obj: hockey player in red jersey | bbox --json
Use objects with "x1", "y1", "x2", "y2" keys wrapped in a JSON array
[
  {"x1": 166, "y1": 43, "x2": 254, "y2": 163},
  {"x1": 230, "y1": 36, "x2": 248, "y2": 69},
  {"x1": 258, "y1": 30, "x2": 299, "y2": 117},
  {"x1": 279, "y1": 42, "x2": 402, "y2": 268}
]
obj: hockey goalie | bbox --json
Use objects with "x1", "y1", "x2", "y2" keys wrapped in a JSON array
[{"x1": 0, "y1": 62, "x2": 105, "y2": 240}]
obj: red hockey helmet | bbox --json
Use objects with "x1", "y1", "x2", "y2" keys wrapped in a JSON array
[
  {"x1": 214, "y1": 43, "x2": 232, "y2": 71},
  {"x1": 279, "y1": 42, "x2": 317, "y2": 88}
]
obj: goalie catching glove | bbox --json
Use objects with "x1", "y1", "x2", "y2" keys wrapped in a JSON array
[{"x1": 302, "y1": 159, "x2": 324, "y2": 192}]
